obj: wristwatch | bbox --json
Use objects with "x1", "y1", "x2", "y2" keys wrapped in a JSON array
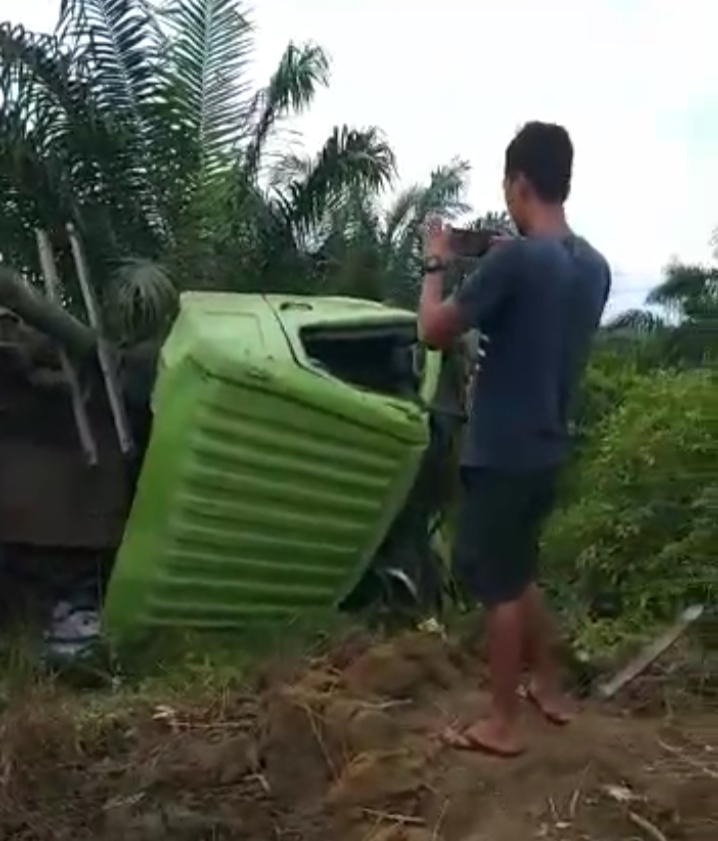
[{"x1": 422, "y1": 256, "x2": 448, "y2": 274}]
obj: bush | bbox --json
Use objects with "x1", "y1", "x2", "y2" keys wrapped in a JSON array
[
  {"x1": 570, "y1": 349, "x2": 643, "y2": 440},
  {"x1": 554, "y1": 349, "x2": 644, "y2": 517},
  {"x1": 544, "y1": 368, "x2": 717, "y2": 649}
]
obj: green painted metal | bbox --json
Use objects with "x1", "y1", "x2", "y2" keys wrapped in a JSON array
[{"x1": 103, "y1": 292, "x2": 440, "y2": 641}]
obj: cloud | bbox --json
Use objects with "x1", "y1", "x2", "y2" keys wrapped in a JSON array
[{"x1": 5, "y1": 0, "x2": 716, "y2": 317}]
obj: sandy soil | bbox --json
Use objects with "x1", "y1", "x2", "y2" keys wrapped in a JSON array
[{"x1": 1, "y1": 630, "x2": 716, "y2": 841}]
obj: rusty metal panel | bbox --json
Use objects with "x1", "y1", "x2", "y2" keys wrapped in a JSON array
[{"x1": 0, "y1": 440, "x2": 129, "y2": 548}]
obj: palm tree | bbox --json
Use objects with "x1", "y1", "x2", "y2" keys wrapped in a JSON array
[
  {"x1": 0, "y1": 0, "x2": 395, "y2": 343},
  {"x1": 605, "y1": 257, "x2": 718, "y2": 367},
  {"x1": 309, "y1": 159, "x2": 472, "y2": 306}
]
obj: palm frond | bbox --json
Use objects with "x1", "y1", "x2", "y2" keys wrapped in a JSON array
[
  {"x1": 160, "y1": 0, "x2": 254, "y2": 180},
  {"x1": 379, "y1": 159, "x2": 470, "y2": 304},
  {"x1": 340, "y1": 187, "x2": 382, "y2": 241},
  {"x1": 0, "y1": 25, "x2": 133, "y2": 258},
  {"x1": 277, "y1": 125, "x2": 396, "y2": 244},
  {"x1": 382, "y1": 187, "x2": 424, "y2": 246},
  {"x1": 104, "y1": 256, "x2": 178, "y2": 342},
  {"x1": 604, "y1": 309, "x2": 667, "y2": 334},
  {"x1": 649, "y1": 260, "x2": 718, "y2": 319},
  {"x1": 605, "y1": 253, "x2": 718, "y2": 370},
  {"x1": 385, "y1": 158, "x2": 470, "y2": 250},
  {"x1": 0, "y1": 25, "x2": 64, "y2": 120},
  {"x1": 58, "y1": 0, "x2": 156, "y2": 116},
  {"x1": 0, "y1": 23, "x2": 93, "y2": 154},
  {"x1": 267, "y1": 152, "x2": 313, "y2": 190},
  {"x1": 414, "y1": 158, "x2": 471, "y2": 221},
  {"x1": 57, "y1": 1, "x2": 187, "y2": 245},
  {"x1": 241, "y1": 42, "x2": 329, "y2": 180}
]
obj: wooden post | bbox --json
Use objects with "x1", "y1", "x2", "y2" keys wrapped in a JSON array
[
  {"x1": 66, "y1": 223, "x2": 135, "y2": 456},
  {"x1": 595, "y1": 604, "x2": 705, "y2": 700},
  {"x1": 35, "y1": 230, "x2": 99, "y2": 467}
]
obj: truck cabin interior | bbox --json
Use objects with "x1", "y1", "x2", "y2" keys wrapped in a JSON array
[{"x1": 299, "y1": 321, "x2": 423, "y2": 399}]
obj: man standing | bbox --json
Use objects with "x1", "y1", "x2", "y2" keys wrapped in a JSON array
[{"x1": 419, "y1": 122, "x2": 611, "y2": 757}]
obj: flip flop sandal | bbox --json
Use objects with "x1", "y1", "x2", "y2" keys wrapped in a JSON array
[
  {"x1": 520, "y1": 685, "x2": 574, "y2": 726},
  {"x1": 440, "y1": 726, "x2": 526, "y2": 759}
]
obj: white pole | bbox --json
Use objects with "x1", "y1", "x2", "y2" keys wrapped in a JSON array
[
  {"x1": 66, "y1": 223, "x2": 134, "y2": 456},
  {"x1": 35, "y1": 229, "x2": 99, "y2": 466}
]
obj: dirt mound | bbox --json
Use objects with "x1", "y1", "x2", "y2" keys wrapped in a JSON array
[
  {"x1": 342, "y1": 630, "x2": 467, "y2": 698},
  {"x1": 1, "y1": 631, "x2": 716, "y2": 841}
]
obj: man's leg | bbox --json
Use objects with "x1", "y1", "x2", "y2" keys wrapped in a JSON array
[
  {"x1": 519, "y1": 469, "x2": 575, "y2": 723},
  {"x1": 450, "y1": 469, "x2": 530, "y2": 756},
  {"x1": 522, "y1": 583, "x2": 575, "y2": 723},
  {"x1": 466, "y1": 596, "x2": 525, "y2": 753},
  {"x1": 522, "y1": 583, "x2": 560, "y2": 688}
]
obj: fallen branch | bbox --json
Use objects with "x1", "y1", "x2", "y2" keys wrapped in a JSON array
[
  {"x1": 300, "y1": 703, "x2": 339, "y2": 780},
  {"x1": 432, "y1": 798, "x2": 448, "y2": 841},
  {"x1": 628, "y1": 810, "x2": 668, "y2": 841},
  {"x1": 0, "y1": 265, "x2": 97, "y2": 360},
  {"x1": 596, "y1": 604, "x2": 705, "y2": 700},
  {"x1": 657, "y1": 738, "x2": 718, "y2": 780},
  {"x1": 360, "y1": 808, "x2": 425, "y2": 826}
]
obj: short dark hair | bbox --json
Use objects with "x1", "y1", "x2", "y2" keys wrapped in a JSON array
[{"x1": 504, "y1": 121, "x2": 573, "y2": 203}]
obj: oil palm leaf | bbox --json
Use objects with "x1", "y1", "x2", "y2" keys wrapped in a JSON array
[
  {"x1": 104, "y1": 256, "x2": 178, "y2": 342},
  {"x1": 159, "y1": 0, "x2": 254, "y2": 182},
  {"x1": 57, "y1": 0, "x2": 172, "y2": 243},
  {"x1": 241, "y1": 41, "x2": 329, "y2": 181},
  {"x1": 278, "y1": 125, "x2": 395, "y2": 246},
  {"x1": 604, "y1": 309, "x2": 667, "y2": 334},
  {"x1": 647, "y1": 260, "x2": 718, "y2": 321},
  {"x1": 57, "y1": 0, "x2": 157, "y2": 117},
  {"x1": 382, "y1": 158, "x2": 471, "y2": 303}
]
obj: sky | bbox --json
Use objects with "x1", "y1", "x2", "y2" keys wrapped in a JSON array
[{"x1": 4, "y1": 0, "x2": 717, "y2": 318}]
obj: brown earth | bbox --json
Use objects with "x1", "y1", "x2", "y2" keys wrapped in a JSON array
[{"x1": 1, "y1": 630, "x2": 716, "y2": 841}]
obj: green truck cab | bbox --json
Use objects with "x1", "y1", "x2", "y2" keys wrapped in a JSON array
[{"x1": 103, "y1": 293, "x2": 465, "y2": 641}]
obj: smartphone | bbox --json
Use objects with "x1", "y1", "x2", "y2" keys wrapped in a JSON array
[{"x1": 450, "y1": 227, "x2": 502, "y2": 258}]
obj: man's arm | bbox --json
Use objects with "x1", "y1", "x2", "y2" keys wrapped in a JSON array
[{"x1": 418, "y1": 239, "x2": 523, "y2": 349}]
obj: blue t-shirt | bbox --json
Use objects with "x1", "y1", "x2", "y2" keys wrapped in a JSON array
[{"x1": 454, "y1": 235, "x2": 611, "y2": 471}]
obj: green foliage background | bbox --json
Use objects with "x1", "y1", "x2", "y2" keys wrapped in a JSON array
[{"x1": 545, "y1": 363, "x2": 717, "y2": 651}]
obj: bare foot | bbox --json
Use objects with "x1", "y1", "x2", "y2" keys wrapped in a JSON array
[
  {"x1": 523, "y1": 681, "x2": 576, "y2": 726},
  {"x1": 442, "y1": 718, "x2": 526, "y2": 758}
]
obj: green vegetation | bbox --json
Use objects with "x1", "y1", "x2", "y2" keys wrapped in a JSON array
[
  {"x1": 546, "y1": 365, "x2": 717, "y2": 652},
  {"x1": 604, "y1": 258, "x2": 718, "y2": 368},
  {"x1": 550, "y1": 249, "x2": 718, "y2": 649}
]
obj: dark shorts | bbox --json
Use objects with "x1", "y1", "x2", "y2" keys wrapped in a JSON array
[{"x1": 453, "y1": 466, "x2": 559, "y2": 606}]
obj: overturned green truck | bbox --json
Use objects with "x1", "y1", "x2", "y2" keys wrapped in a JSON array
[
  {"x1": 0, "y1": 271, "x2": 469, "y2": 643},
  {"x1": 103, "y1": 292, "x2": 467, "y2": 641}
]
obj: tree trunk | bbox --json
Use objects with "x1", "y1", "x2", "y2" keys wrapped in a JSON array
[{"x1": 0, "y1": 265, "x2": 97, "y2": 359}]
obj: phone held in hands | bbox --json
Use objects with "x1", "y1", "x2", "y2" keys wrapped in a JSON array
[{"x1": 449, "y1": 227, "x2": 509, "y2": 258}]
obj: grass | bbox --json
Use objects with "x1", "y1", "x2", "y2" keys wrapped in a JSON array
[{"x1": 0, "y1": 606, "x2": 366, "y2": 710}]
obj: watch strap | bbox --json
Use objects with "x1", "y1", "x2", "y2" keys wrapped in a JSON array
[{"x1": 422, "y1": 257, "x2": 448, "y2": 274}]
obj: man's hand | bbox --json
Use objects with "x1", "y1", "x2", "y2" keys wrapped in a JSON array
[
  {"x1": 423, "y1": 216, "x2": 453, "y2": 262},
  {"x1": 419, "y1": 216, "x2": 462, "y2": 349}
]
